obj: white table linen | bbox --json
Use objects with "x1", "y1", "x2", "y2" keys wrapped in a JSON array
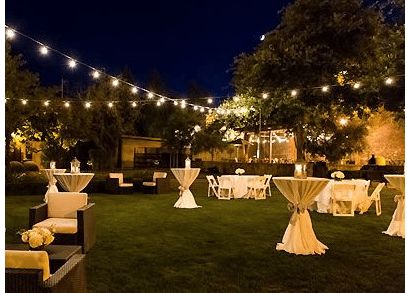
[
  {"x1": 218, "y1": 175, "x2": 260, "y2": 198},
  {"x1": 53, "y1": 173, "x2": 94, "y2": 192},
  {"x1": 383, "y1": 175, "x2": 405, "y2": 238},
  {"x1": 273, "y1": 177, "x2": 330, "y2": 255},
  {"x1": 40, "y1": 169, "x2": 66, "y2": 202},
  {"x1": 315, "y1": 179, "x2": 370, "y2": 213},
  {"x1": 171, "y1": 168, "x2": 201, "y2": 209}
]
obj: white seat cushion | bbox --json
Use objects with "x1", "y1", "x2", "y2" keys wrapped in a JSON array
[
  {"x1": 6, "y1": 250, "x2": 51, "y2": 281},
  {"x1": 47, "y1": 193, "x2": 87, "y2": 219},
  {"x1": 142, "y1": 182, "x2": 156, "y2": 187},
  {"x1": 33, "y1": 218, "x2": 78, "y2": 234},
  {"x1": 109, "y1": 173, "x2": 124, "y2": 185},
  {"x1": 119, "y1": 183, "x2": 133, "y2": 187}
]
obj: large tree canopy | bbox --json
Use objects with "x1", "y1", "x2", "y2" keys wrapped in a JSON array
[{"x1": 228, "y1": 0, "x2": 404, "y2": 161}]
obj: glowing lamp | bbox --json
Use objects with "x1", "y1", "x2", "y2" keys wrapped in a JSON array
[
  {"x1": 70, "y1": 157, "x2": 81, "y2": 174},
  {"x1": 322, "y1": 86, "x2": 329, "y2": 92},
  {"x1": 39, "y1": 46, "x2": 48, "y2": 55},
  {"x1": 294, "y1": 162, "x2": 307, "y2": 179},
  {"x1": 68, "y1": 59, "x2": 77, "y2": 68},
  {"x1": 6, "y1": 28, "x2": 15, "y2": 40},
  {"x1": 131, "y1": 87, "x2": 138, "y2": 94}
]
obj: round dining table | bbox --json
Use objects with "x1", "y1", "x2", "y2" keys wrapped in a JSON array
[
  {"x1": 383, "y1": 174, "x2": 405, "y2": 238},
  {"x1": 40, "y1": 168, "x2": 66, "y2": 202},
  {"x1": 171, "y1": 168, "x2": 201, "y2": 208},
  {"x1": 218, "y1": 175, "x2": 260, "y2": 198},
  {"x1": 273, "y1": 177, "x2": 330, "y2": 255},
  {"x1": 53, "y1": 173, "x2": 95, "y2": 192}
]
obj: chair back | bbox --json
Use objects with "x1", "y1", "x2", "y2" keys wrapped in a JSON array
[
  {"x1": 48, "y1": 192, "x2": 88, "y2": 218},
  {"x1": 109, "y1": 173, "x2": 124, "y2": 185},
  {"x1": 371, "y1": 183, "x2": 385, "y2": 200},
  {"x1": 6, "y1": 250, "x2": 50, "y2": 281},
  {"x1": 206, "y1": 175, "x2": 218, "y2": 187},
  {"x1": 332, "y1": 183, "x2": 355, "y2": 200},
  {"x1": 153, "y1": 172, "x2": 167, "y2": 181},
  {"x1": 263, "y1": 174, "x2": 272, "y2": 186}
]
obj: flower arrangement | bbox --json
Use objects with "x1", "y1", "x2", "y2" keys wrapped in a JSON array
[
  {"x1": 331, "y1": 171, "x2": 345, "y2": 181},
  {"x1": 235, "y1": 168, "x2": 245, "y2": 175},
  {"x1": 18, "y1": 227, "x2": 55, "y2": 250}
]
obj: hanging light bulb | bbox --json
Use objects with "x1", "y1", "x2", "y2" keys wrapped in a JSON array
[
  {"x1": 43, "y1": 100, "x2": 50, "y2": 107},
  {"x1": 64, "y1": 101, "x2": 70, "y2": 108},
  {"x1": 108, "y1": 102, "x2": 114, "y2": 108},
  {"x1": 39, "y1": 45, "x2": 48, "y2": 55},
  {"x1": 321, "y1": 86, "x2": 329, "y2": 92},
  {"x1": 193, "y1": 105, "x2": 198, "y2": 111},
  {"x1": 207, "y1": 98, "x2": 213, "y2": 104},
  {"x1": 353, "y1": 82, "x2": 361, "y2": 89},
  {"x1": 181, "y1": 103, "x2": 186, "y2": 109},
  {"x1": 260, "y1": 34, "x2": 265, "y2": 41},
  {"x1": 156, "y1": 101, "x2": 161, "y2": 106},
  {"x1": 262, "y1": 93, "x2": 269, "y2": 99},
  {"x1": 111, "y1": 78, "x2": 119, "y2": 87},
  {"x1": 291, "y1": 90, "x2": 297, "y2": 97},
  {"x1": 92, "y1": 70, "x2": 100, "y2": 79},
  {"x1": 131, "y1": 87, "x2": 138, "y2": 94},
  {"x1": 173, "y1": 100, "x2": 178, "y2": 106},
  {"x1": 339, "y1": 118, "x2": 348, "y2": 126},
  {"x1": 147, "y1": 92, "x2": 154, "y2": 99},
  {"x1": 6, "y1": 28, "x2": 15, "y2": 40},
  {"x1": 68, "y1": 59, "x2": 77, "y2": 68},
  {"x1": 159, "y1": 97, "x2": 165, "y2": 103},
  {"x1": 385, "y1": 77, "x2": 394, "y2": 85},
  {"x1": 85, "y1": 101, "x2": 91, "y2": 108},
  {"x1": 200, "y1": 107, "x2": 205, "y2": 113},
  {"x1": 131, "y1": 101, "x2": 137, "y2": 108},
  {"x1": 21, "y1": 99, "x2": 27, "y2": 105}
]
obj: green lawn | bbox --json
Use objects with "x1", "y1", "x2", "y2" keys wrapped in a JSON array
[{"x1": 5, "y1": 180, "x2": 405, "y2": 292}]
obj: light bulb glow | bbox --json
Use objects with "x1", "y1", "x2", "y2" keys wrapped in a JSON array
[
  {"x1": 262, "y1": 93, "x2": 268, "y2": 99},
  {"x1": 108, "y1": 102, "x2": 114, "y2": 108},
  {"x1": 200, "y1": 107, "x2": 205, "y2": 113},
  {"x1": 64, "y1": 101, "x2": 70, "y2": 108},
  {"x1": 385, "y1": 77, "x2": 394, "y2": 85},
  {"x1": 339, "y1": 118, "x2": 348, "y2": 126},
  {"x1": 193, "y1": 105, "x2": 198, "y2": 110},
  {"x1": 291, "y1": 90, "x2": 297, "y2": 97},
  {"x1": 6, "y1": 28, "x2": 15, "y2": 40},
  {"x1": 92, "y1": 70, "x2": 100, "y2": 79},
  {"x1": 159, "y1": 97, "x2": 165, "y2": 103},
  {"x1": 21, "y1": 99, "x2": 27, "y2": 105},
  {"x1": 85, "y1": 102, "x2": 91, "y2": 108},
  {"x1": 353, "y1": 82, "x2": 361, "y2": 89},
  {"x1": 181, "y1": 103, "x2": 186, "y2": 109},
  {"x1": 131, "y1": 87, "x2": 138, "y2": 94},
  {"x1": 147, "y1": 92, "x2": 154, "y2": 99},
  {"x1": 112, "y1": 79, "x2": 119, "y2": 87},
  {"x1": 207, "y1": 98, "x2": 213, "y2": 104},
  {"x1": 156, "y1": 101, "x2": 161, "y2": 106},
  {"x1": 43, "y1": 100, "x2": 49, "y2": 107},
  {"x1": 68, "y1": 59, "x2": 77, "y2": 68},
  {"x1": 260, "y1": 34, "x2": 265, "y2": 41},
  {"x1": 131, "y1": 101, "x2": 137, "y2": 108},
  {"x1": 39, "y1": 46, "x2": 48, "y2": 55},
  {"x1": 322, "y1": 86, "x2": 329, "y2": 92},
  {"x1": 173, "y1": 101, "x2": 178, "y2": 105}
]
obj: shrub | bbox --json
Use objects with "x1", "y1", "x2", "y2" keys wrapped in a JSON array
[
  {"x1": 9, "y1": 161, "x2": 24, "y2": 173},
  {"x1": 23, "y1": 160, "x2": 40, "y2": 172}
]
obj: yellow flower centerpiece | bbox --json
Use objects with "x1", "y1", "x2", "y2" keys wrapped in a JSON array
[
  {"x1": 18, "y1": 227, "x2": 55, "y2": 250},
  {"x1": 235, "y1": 168, "x2": 245, "y2": 175}
]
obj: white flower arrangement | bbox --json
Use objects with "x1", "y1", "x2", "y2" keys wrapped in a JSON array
[
  {"x1": 235, "y1": 168, "x2": 245, "y2": 175},
  {"x1": 331, "y1": 171, "x2": 345, "y2": 181},
  {"x1": 18, "y1": 227, "x2": 55, "y2": 249}
]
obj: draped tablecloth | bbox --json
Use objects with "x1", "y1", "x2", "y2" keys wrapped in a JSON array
[
  {"x1": 218, "y1": 175, "x2": 260, "y2": 198},
  {"x1": 53, "y1": 173, "x2": 94, "y2": 192},
  {"x1": 383, "y1": 174, "x2": 405, "y2": 238},
  {"x1": 273, "y1": 177, "x2": 330, "y2": 255},
  {"x1": 315, "y1": 179, "x2": 370, "y2": 213},
  {"x1": 40, "y1": 169, "x2": 66, "y2": 202},
  {"x1": 171, "y1": 168, "x2": 201, "y2": 209}
]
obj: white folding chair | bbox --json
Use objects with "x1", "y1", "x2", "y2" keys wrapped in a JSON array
[
  {"x1": 359, "y1": 183, "x2": 385, "y2": 216},
  {"x1": 206, "y1": 175, "x2": 219, "y2": 198},
  {"x1": 264, "y1": 174, "x2": 273, "y2": 197},
  {"x1": 332, "y1": 183, "x2": 355, "y2": 216},
  {"x1": 247, "y1": 176, "x2": 267, "y2": 200},
  {"x1": 217, "y1": 176, "x2": 232, "y2": 200}
]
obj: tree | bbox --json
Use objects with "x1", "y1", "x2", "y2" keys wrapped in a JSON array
[{"x1": 231, "y1": 0, "x2": 404, "y2": 161}]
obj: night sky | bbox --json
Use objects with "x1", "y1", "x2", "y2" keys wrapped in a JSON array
[{"x1": 6, "y1": 0, "x2": 291, "y2": 97}]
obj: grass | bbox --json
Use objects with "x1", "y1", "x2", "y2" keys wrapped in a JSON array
[{"x1": 5, "y1": 180, "x2": 405, "y2": 292}]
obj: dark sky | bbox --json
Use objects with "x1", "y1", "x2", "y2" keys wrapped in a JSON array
[{"x1": 6, "y1": 0, "x2": 291, "y2": 97}]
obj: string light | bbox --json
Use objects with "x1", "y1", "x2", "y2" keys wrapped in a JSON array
[
  {"x1": 6, "y1": 28, "x2": 15, "y2": 40},
  {"x1": 181, "y1": 103, "x2": 186, "y2": 109},
  {"x1": 147, "y1": 92, "x2": 154, "y2": 99},
  {"x1": 131, "y1": 87, "x2": 138, "y2": 94},
  {"x1": 156, "y1": 101, "x2": 161, "y2": 106},
  {"x1": 39, "y1": 45, "x2": 48, "y2": 55},
  {"x1": 64, "y1": 101, "x2": 70, "y2": 108},
  {"x1": 200, "y1": 107, "x2": 205, "y2": 113},
  {"x1": 173, "y1": 101, "x2": 178, "y2": 106},
  {"x1": 207, "y1": 98, "x2": 213, "y2": 104},
  {"x1": 159, "y1": 97, "x2": 165, "y2": 103},
  {"x1": 385, "y1": 77, "x2": 394, "y2": 85},
  {"x1": 291, "y1": 90, "x2": 297, "y2": 97},
  {"x1": 321, "y1": 86, "x2": 329, "y2": 92},
  {"x1": 339, "y1": 118, "x2": 348, "y2": 126},
  {"x1": 260, "y1": 34, "x2": 265, "y2": 41},
  {"x1": 262, "y1": 93, "x2": 269, "y2": 99},
  {"x1": 111, "y1": 79, "x2": 119, "y2": 87},
  {"x1": 85, "y1": 102, "x2": 91, "y2": 108},
  {"x1": 43, "y1": 100, "x2": 50, "y2": 107},
  {"x1": 108, "y1": 102, "x2": 114, "y2": 108},
  {"x1": 193, "y1": 105, "x2": 198, "y2": 111},
  {"x1": 131, "y1": 101, "x2": 137, "y2": 108},
  {"x1": 353, "y1": 82, "x2": 361, "y2": 89},
  {"x1": 92, "y1": 70, "x2": 100, "y2": 79},
  {"x1": 68, "y1": 59, "x2": 77, "y2": 68},
  {"x1": 21, "y1": 99, "x2": 27, "y2": 105}
]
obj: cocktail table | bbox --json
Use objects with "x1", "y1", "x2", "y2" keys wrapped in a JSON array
[{"x1": 5, "y1": 244, "x2": 82, "y2": 273}]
